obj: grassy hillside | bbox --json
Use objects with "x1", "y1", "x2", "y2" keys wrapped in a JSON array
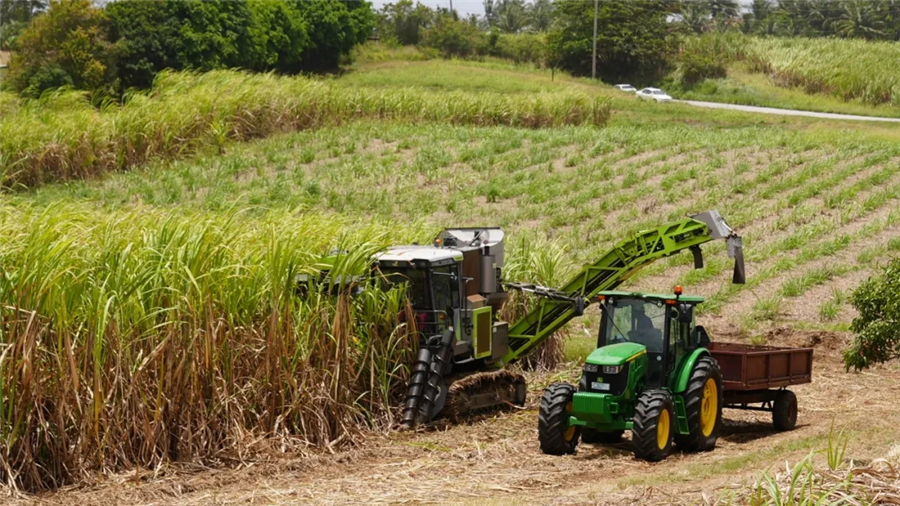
[
  {"x1": 670, "y1": 34, "x2": 900, "y2": 117},
  {"x1": 3, "y1": 57, "x2": 900, "y2": 493}
]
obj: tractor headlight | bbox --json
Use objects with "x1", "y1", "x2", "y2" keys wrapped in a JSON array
[
  {"x1": 602, "y1": 365, "x2": 621, "y2": 375},
  {"x1": 584, "y1": 363, "x2": 599, "y2": 373}
]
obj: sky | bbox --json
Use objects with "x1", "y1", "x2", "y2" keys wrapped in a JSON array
[{"x1": 370, "y1": 0, "x2": 487, "y2": 17}]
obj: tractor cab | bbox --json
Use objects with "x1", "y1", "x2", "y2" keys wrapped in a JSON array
[{"x1": 594, "y1": 289, "x2": 706, "y2": 388}]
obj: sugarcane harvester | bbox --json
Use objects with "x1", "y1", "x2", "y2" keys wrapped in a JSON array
[{"x1": 387, "y1": 210, "x2": 746, "y2": 428}]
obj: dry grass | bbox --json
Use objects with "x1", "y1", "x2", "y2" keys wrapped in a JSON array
[
  {"x1": 14, "y1": 341, "x2": 900, "y2": 506},
  {"x1": 750, "y1": 458, "x2": 900, "y2": 506}
]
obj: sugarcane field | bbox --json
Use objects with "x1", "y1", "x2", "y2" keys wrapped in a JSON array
[{"x1": 2, "y1": 1, "x2": 900, "y2": 505}]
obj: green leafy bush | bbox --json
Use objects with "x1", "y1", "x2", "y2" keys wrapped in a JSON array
[
  {"x1": 547, "y1": 0, "x2": 673, "y2": 83},
  {"x1": 0, "y1": 20, "x2": 28, "y2": 50},
  {"x1": 18, "y1": 62, "x2": 73, "y2": 98},
  {"x1": 421, "y1": 15, "x2": 484, "y2": 58},
  {"x1": 10, "y1": 0, "x2": 372, "y2": 95},
  {"x1": 844, "y1": 259, "x2": 900, "y2": 371},
  {"x1": 678, "y1": 52, "x2": 726, "y2": 86},
  {"x1": 492, "y1": 32, "x2": 546, "y2": 65},
  {"x1": 8, "y1": 0, "x2": 114, "y2": 96},
  {"x1": 294, "y1": 0, "x2": 374, "y2": 70},
  {"x1": 377, "y1": 0, "x2": 435, "y2": 46}
]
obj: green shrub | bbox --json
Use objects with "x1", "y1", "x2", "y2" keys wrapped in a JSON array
[
  {"x1": 491, "y1": 32, "x2": 546, "y2": 65},
  {"x1": 377, "y1": 0, "x2": 435, "y2": 46},
  {"x1": 294, "y1": 0, "x2": 375, "y2": 70},
  {"x1": 844, "y1": 258, "x2": 900, "y2": 371},
  {"x1": 8, "y1": 0, "x2": 115, "y2": 96},
  {"x1": 547, "y1": 0, "x2": 673, "y2": 82},
  {"x1": 421, "y1": 15, "x2": 484, "y2": 58},
  {"x1": 678, "y1": 52, "x2": 727, "y2": 86},
  {"x1": 18, "y1": 62, "x2": 74, "y2": 98},
  {"x1": 0, "y1": 19, "x2": 28, "y2": 50}
]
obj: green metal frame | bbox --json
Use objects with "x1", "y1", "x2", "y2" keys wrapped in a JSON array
[
  {"x1": 471, "y1": 306, "x2": 493, "y2": 359},
  {"x1": 499, "y1": 217, "x2": 718, "y2": 366}
]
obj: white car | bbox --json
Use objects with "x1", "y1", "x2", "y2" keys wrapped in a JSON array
[
  {"x1": 614, "y1": 84, "x2": 637, "y2": 93},
  {"x1": 637, "y1": 88, "x2": 673, "y2": 102}
]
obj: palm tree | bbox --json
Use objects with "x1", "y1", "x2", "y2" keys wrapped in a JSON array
[
  {"x1": 529, "y1": 0, "x2": 553, "y2": 32},
  {"x1": 494, "y1": 0, "x2": 529, "y2": 33},
  {"x1": 482, "y1": 0, "x2": 497, "y2": 28},
  {"x1": 832, "y1": 0, "x2": 887, "y2": 39},
  {"x1": 678, "y1": 2, "x2": 712, "y2": 34},
  {"x1": 706, "y1": 0, "x2": 740, "y2": 19}
]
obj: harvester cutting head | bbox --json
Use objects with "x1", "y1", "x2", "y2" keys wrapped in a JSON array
[{"x1": 688, "y1": 210, "x2": 746, "y2": 284}]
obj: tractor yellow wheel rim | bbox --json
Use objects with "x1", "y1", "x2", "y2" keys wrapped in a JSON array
[
  {"x1": 700, "y1": 378, "x2": 718, "y2": 437},
  {"x1": 564, "y1": 401, "x2": 575, "y2": 442},
  {"x1": 657, "y1": 409, "x2": 670, "y2": 449}
]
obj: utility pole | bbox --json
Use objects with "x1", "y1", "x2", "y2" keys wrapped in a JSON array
[{"x1": 591, "y1": 0, "x2": 599, "y2": 80}]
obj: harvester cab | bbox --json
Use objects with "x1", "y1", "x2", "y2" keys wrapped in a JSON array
[{"x1": 372, "y1": 228, "x2": 525, "y2": 427}]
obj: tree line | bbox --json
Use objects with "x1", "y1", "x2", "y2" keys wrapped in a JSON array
[
  {"x1": 678, "y1": 0, "x2": 900, "y2": 40},
  {"x1": 3, "y1": 0, "x2": 373, "y2": 98},
  {"x1": 377, "y1": 0, "x2": 898, "y2": 83},
  {"x1": 3, "y1": 0, "x2": 898, "y2": 99}
]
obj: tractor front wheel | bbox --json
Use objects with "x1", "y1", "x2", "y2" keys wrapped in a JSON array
[
  {"x1": 675, "y1": 356, "x2": 723, "y2": 452},
  {"x1": 582, "y1": 429, "x2": 624, "y2": 445},
  {"x1": 632, "y1": 390, "x2": 675, "y2": 462},
  {"x1": 772, "y1": 389, "x2": 797, "y2": 431},
  {"x1": 538, "y1": 383, "x2": 580, "y2": 455}
]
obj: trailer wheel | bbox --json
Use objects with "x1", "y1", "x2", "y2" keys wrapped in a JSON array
[
  {"x1": 772, "y1": 390, "x2": 797, "y2": 431},
  {"x1": 632, "y1": 390, "x2": 675, "y2": 462},
  {"x1": 675, "y1": 356, "x2": 723, "y2": 452},
  {"x1": 538, "y1": 383, "x2": 580, "y2": 455},
  {"x1": 582, "y1": 429, "x2": 624, "y2": 445}
]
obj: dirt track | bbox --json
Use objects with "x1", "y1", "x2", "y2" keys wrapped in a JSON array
[
  {"x1": 13, "y1": 328, "x2": 900, "y2": 506},
  {"x1": 679, "y1": 100, "x2": 900, "y2": 123}
]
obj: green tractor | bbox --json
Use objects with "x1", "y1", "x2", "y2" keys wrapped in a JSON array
[{"x1": 539, "y1": 288, "x2": 723, "y2": 462}]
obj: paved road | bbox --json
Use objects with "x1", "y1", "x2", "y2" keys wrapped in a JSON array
[{"x1": 678, "y1": 100, "x2": 900, "y2": 123}]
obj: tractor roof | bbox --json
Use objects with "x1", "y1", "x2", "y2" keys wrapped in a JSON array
[
  {"x1": 598, "y1": 290, "x2": 705, "y2": 303},
  {"x1": 374, "y1": 245, "x2": 463, "y2": 265}
]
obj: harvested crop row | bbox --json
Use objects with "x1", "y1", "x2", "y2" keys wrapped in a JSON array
[{"x1": 0, "y1": 70, "x2": 610, "y2": 189}]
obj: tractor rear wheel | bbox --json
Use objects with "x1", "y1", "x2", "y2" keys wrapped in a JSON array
[
  {"x1": 538, "y1": 383, "x2": 580, "y2": 455},
  {"x1": 582, "y1": 429, "x2": 624, "y2": 445},
  {"x1": 632, "y1": 390, "x2": 675, "y2": 462},
  {"x1": 674, "y1": 356, "x2": 723, "y2": 452},
  {"x1": 772, "y1": 389, "x2": 797, "y2": 431}
]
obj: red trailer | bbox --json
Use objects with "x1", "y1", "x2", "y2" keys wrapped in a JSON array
[{"x1": 708, "y1": 342, "x2": 814, "y2": 431}]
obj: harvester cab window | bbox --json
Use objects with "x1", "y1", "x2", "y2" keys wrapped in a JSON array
[
  {"x1": 379, "y1": 267, "x2": 431, "y2": 310},
  {"x1": 431, "y1": 265, "x2": 461, "y2": 321}
]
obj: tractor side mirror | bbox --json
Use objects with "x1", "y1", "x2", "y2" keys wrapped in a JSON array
[{"x1": 677, "y1": 303, "x2": 693, "y2": 324}]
